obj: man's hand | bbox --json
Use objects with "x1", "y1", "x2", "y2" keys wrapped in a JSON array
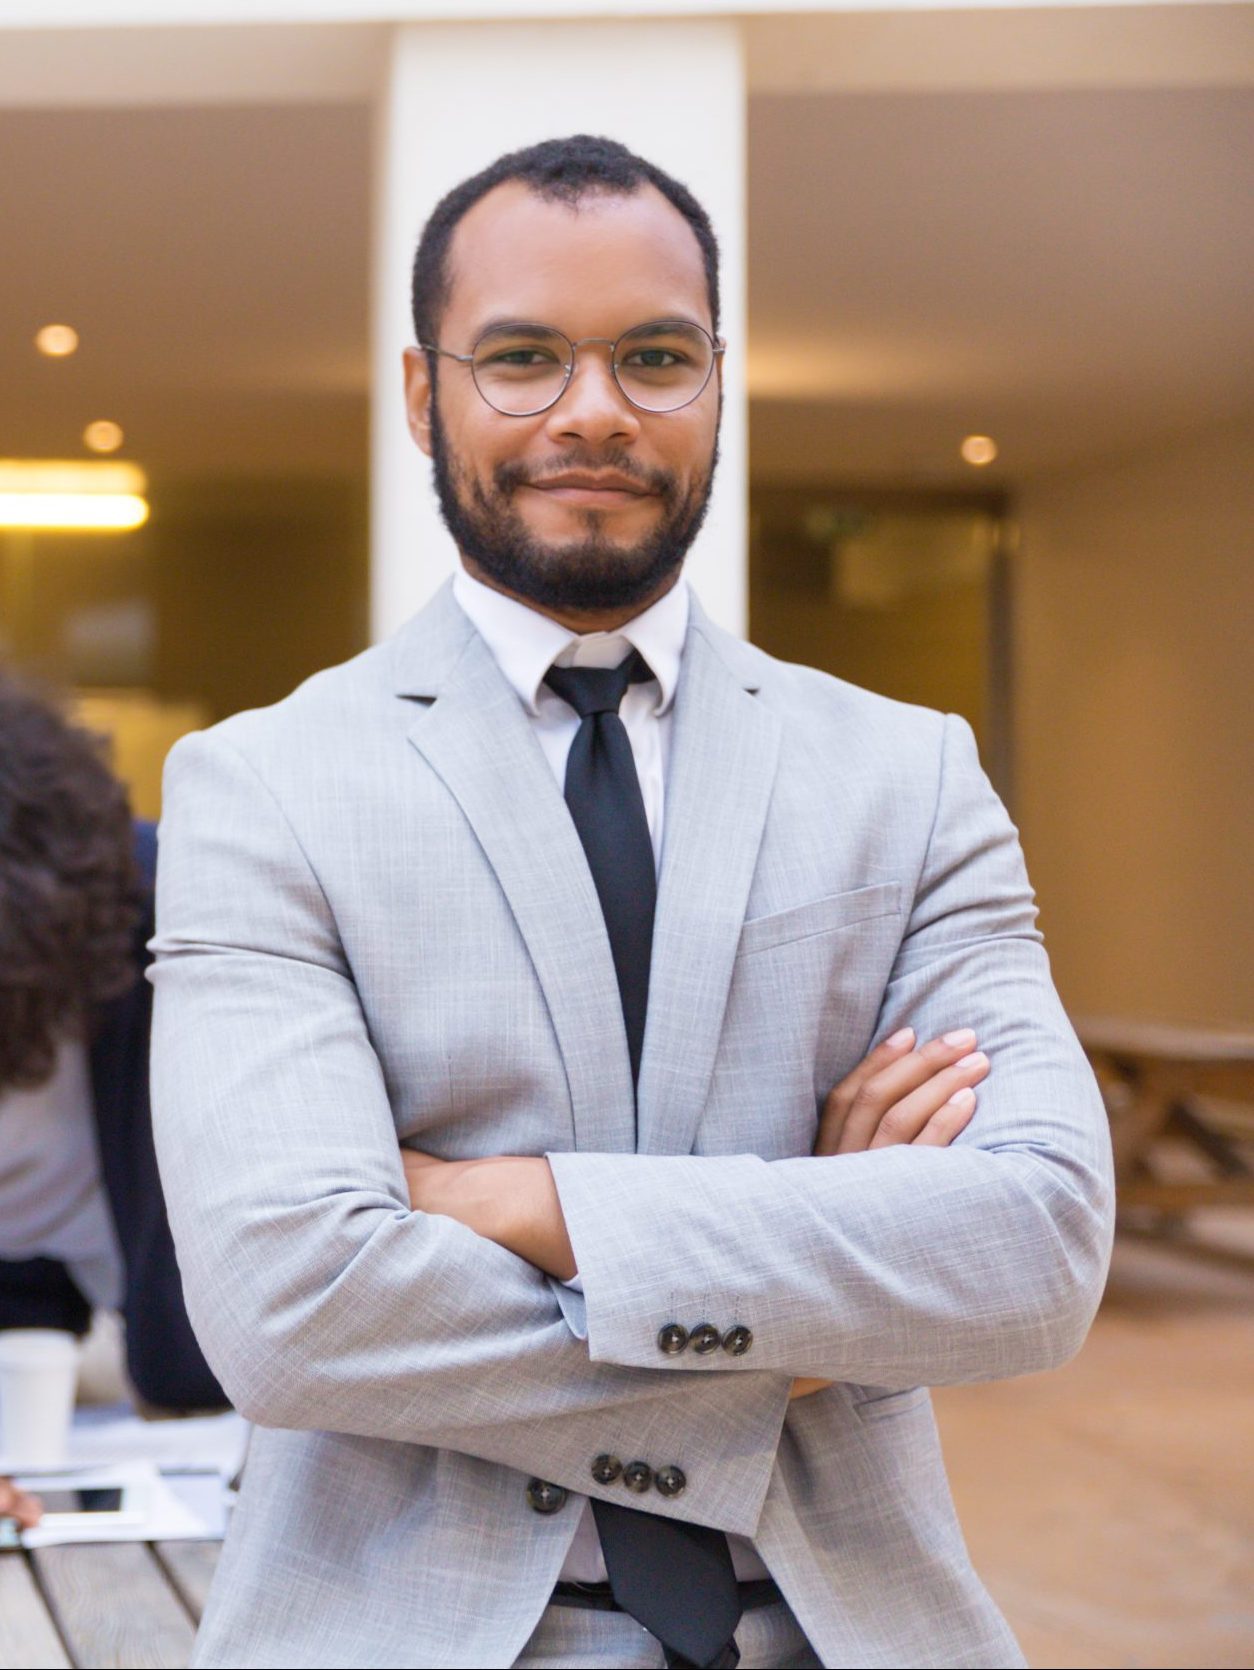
[
  {"x1": 401, "y1": 1152, "x2": 577, "y2": 1280},
  {"x1": 814, "y1": 1025, "x2": 987, "y2": 1157},
  {"x1": 0, "y1": 1476, "x2": 42, "y2": 1530}
]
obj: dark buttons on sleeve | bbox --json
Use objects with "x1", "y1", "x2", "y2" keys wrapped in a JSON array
[
  {"x1": 722, "y1": 1324, "x2": 754, "y2": 1357},
  {"x1": 657, "y1": 1322, "x2": 689, "y2": 1356},
  {"x1": 591, "y1": 1454, "x2": 622, "y2": 1486},
  {"x1": 622, "y1": 1460, "x2": 653, "y2": 1494},
  {"x1": 689, "y1": 1322, "x2": 721, "y2": 1355},
  {"x1": 526, "y1": 1478, "x2": 568, "y2": 1515},
  {"x1": 655, "y1": 1465, "x2": 687, "y2": 1499}
]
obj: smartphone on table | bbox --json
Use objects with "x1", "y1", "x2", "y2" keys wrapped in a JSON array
[{"x1": 11, "y1": 1475, "x2": 147, "y2": 1531}]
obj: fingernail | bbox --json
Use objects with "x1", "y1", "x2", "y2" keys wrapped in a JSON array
[
  {"x1": 957, "y1": 1051, "x2": 988, "y2": 1070},
  {"x1": 942, "y1": 1028, "x2": 977, "y2": 1050},
  {"x1": 947, "y1": 1087, "x2": 976, "y2": 1108},
  {"x1": 887, "y1": 1027, "x2": 915, "y2": 1049}
]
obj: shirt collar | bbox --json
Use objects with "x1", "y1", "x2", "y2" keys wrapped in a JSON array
[{"x1": 452, "y1": 562, "x2": 689, "y2": 718}]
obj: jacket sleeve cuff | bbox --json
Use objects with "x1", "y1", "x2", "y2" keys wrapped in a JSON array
[{"x1": 547, "y1": 1149, "x2": 772, "y2": 1371}]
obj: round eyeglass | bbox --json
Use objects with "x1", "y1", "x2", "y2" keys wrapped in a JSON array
[{"x1": 417, "y1": 319, "x2": 724, "y2": 417}]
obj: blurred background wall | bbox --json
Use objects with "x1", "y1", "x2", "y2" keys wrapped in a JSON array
[{"x1": 1017, "y1": 413, "x2": 1254, "y2": 1026}]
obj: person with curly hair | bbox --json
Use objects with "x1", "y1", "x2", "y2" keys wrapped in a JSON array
[{"x1": 0, "y1": 668, "x2": 226, "y2": 1439}]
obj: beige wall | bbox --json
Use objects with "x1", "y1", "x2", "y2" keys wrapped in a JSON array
[{"x1": 1015, "y1": 413, "x2": 1254, "y2": 1027}]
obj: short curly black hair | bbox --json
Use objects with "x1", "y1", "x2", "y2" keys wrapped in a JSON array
[
  {"x1": 0, "y1": 669, "x2": 140, "y2": 1092},
  {"x1": 411, "y1": 133, "x2": 720, "y2": 347}
]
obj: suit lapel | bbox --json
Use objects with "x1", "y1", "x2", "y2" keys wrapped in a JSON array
[
  {"x1": 636, "y1": 611, "x2": 781, "y2": 1155},
  {"x1": 396, "y1": 587, "x2": 636, "y2": 1154}
]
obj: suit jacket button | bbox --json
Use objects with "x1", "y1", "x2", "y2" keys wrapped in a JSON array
[
  {"x1": 526, "y1": 1479, "x2": 568, "y2": 1514},
  {"x1": 591, "y1": 1454, "x2": 622, "y2": 1486},
  {"x1": 657, "y1": 1322, "x2": 689, "y2": 1355},
  {"x1": 655, "y1": 1465, "x2": 687, "y2": 1499},
  {"x1": 622, "y1": 1460, "x2": 653, "y2": 1494},
  {"x1": 689, "y1": 1322, "x2": 721, "y2": 1355},
  {"x1": 722, "y1": 1324, "x2": 754, "y2": 1357}
]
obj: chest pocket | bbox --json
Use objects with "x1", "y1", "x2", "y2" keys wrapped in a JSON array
[{"x1": 737, "y1": 881, "x2": 901, "y2": 958}]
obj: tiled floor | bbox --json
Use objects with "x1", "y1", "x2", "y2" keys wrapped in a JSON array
[{"x1": 934, "y1": 1216, "x2": 1254, "y2": 1669}]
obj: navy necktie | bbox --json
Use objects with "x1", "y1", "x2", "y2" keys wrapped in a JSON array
[
  {"x1": 544, "y1": 652, "x2": 742, "y2": 1670},
  {"x1": 544, "y1": 651, "x2": 656, "y2": 1086}
]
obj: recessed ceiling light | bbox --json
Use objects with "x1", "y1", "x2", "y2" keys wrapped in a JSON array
[
  {"x1": 84, "y1": 420, "x2": 124, "y2": 454},
  {"x1": 960, "y1": 435, "x2": 998, "y2": 467},
  {"x1": 35, "y1": 324, "x2": 79, "y2": 358}
]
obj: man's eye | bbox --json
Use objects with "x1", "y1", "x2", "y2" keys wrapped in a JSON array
[
  {"x1": 624, "y1": 348, "x2": 684, "y2": 369},
  {"x1": 485, "y1": 349, "x2": 558, "y2": 368}
]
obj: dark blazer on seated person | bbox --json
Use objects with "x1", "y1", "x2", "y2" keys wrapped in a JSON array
[{"x1": 0, "y1": 821, "x2": 225, "y2": 1413}]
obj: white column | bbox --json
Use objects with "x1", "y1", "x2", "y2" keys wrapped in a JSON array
[{"x1": 370, "y1": 18, "x2": 747, "y2": 641}]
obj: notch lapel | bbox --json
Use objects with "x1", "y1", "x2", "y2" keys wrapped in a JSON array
[
  {"x1": 636, "y1": 613, "x2": 781, "y2": 1155},
  {"x1": 397, "y1": 589, "x2": 635, "y2": 1154}
]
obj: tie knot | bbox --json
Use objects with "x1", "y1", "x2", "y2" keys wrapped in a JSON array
[{"x1": 544, "y1": 650, "x2": 652, "y2": 719}]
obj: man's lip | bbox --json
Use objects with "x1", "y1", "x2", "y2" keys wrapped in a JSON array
[{"x1": 525, "y1": 474, "x2": 651, "y2": 495}]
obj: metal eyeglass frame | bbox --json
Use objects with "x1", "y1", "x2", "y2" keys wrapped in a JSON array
[{"x1": 416, "y1": 318, "x2": 725, "y2": 417}]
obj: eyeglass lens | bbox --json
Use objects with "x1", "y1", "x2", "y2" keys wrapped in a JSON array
[{"x1": 470, "y1": 321, "x2": 715, "y2": 416}]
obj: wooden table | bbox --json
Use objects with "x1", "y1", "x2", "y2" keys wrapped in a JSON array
[
  {"x1": 0, "y1": 1541, "x2": 220, "y2": 1669},
  {"x1": 1075, "y1": 1015, "x2": 1254, "y2": 1213}
]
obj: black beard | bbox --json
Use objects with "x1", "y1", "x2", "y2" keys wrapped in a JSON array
[{"x1": 429, "y1": 399, "x2": 717, "y2": 614}]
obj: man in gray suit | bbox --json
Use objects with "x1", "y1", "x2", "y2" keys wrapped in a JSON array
[{"x1": 150, "y1": 135, "x2": 1114, "y2": 1668}]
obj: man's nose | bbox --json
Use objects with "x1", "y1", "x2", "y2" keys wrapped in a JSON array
[{"x1": 543, "y1": 348, "x2": 641, "y2": 448}]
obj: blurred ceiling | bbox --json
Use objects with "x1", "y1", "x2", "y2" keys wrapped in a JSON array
[
  {"x1": 0, "y1": 104, "x2": 372, "y2": 479},
  {"x1": 748, "y1": 85, "x2": 1254, "y2": 483},
  {"x1": 1, "y1": 84, "x2": 1250, "y2": 488}
]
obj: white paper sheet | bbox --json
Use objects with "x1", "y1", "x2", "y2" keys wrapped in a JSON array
[{"x1": 52, "y1": 1402, "x2": 249, "y2": 1479}]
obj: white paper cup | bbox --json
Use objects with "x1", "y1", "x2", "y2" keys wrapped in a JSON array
[{"x1": 0, "y1": 1329, "x2": 80, "y2": 1467}]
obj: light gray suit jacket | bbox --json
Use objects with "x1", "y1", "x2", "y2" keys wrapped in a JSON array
[{"x1": 150, "y1": 581, "x2": 1114, "y2": 1669}]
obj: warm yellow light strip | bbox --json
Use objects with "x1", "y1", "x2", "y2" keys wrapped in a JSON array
[
  {"x1": 0, "y1": 493, "x2": 149, "y2": 532},
  {"x1": 0, "y1": 459, "x2": 147, "y2": 495}
]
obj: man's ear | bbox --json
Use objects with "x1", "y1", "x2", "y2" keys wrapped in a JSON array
[{"x1": 402, "y1": 347, "x2": 434, "y2": 457}]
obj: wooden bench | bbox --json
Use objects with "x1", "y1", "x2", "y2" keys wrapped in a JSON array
[
  {"x1": 0, "y1": 1541, "x2": 219, "y2": 1669},
  {"x1": 1075, "y1": 1015, "x2": 1254, "y2": 1213}
]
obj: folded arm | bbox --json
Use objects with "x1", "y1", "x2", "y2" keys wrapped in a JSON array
[
  {"x1": 149, "y1": 728, "x2": 789, "y2": 1537},
  {"x1": 547, "y1": 714, "x2": 1116, "y2": 1388},
  {"x1": 402, "y1": 1020, "x2": 987, "y2": 1278}
]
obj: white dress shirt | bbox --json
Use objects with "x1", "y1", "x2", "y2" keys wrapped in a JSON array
[
  {"x1": 452, "y1": 562, "x2": 685, "y2": 866},
  {"x1": 451, "y1": 564, "x2": 771, "y2": 1585},
  {"x1": 0, "y1": 1036, "x2": 124, "y2": 1312}
]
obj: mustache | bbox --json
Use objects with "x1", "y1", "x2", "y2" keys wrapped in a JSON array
[{"x1": 494, "y1": 451, "x2": 678, "y2": 499}]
